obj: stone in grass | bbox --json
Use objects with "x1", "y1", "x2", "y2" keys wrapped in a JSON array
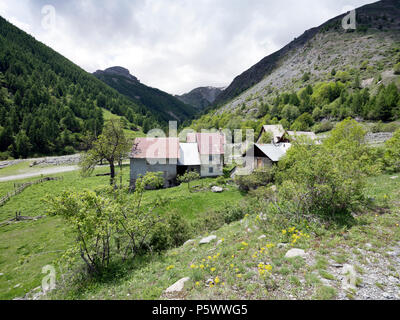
[
  {"x1": 390, "y1": 176, "x2": 398, "y2": 180},
  {"x1": 342, "y1": 264, "x2": 357, "y2": 291},
  {"x1": 211, "y1": 186, "x2": 223, "y2": 193},
  {"x1": 285, "y1": 248, "x2": 306, "y2": 259},
  {"x1": 165, "y1": 277, "x2": 190, "y2": 293},
  {"x1": 199, "y1": 235, "x2": 217, "y2": 245},
  {"x1": 258, "y1": 235, "x2": 267, "y2": 240}
]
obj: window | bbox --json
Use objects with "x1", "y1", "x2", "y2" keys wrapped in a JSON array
[
  {"x1": 209, "y1": 155, "x2": 213, "y2": 163},
  {"x1": 209, "y1": 167, "x2": 214, "y2": 174}
]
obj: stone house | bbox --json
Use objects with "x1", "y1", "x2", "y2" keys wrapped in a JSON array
[
  {"x1": 187, "y1": 132, "x2": 225, "y2": 177},
  {"x1": 130, "y1": 137, "x2": 179, "y2": 188},
  {"x1": 130, "y1": 133, "x2": 226, "y2": 188}
]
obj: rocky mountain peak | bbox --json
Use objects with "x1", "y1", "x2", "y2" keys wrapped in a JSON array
[{"x1": 94, "y1": 66, "x2": 139, "y2": 82}]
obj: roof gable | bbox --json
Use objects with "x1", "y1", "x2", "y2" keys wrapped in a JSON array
[
  {"x1": 130, "y1": 137, "x2": 179, "y2": 159},
  {"x1": 178, "y1": 143, "x2": 201, "y2": 166},
  {"x1": 196, "y1": 133, "x2": 225, "y2": 155}
]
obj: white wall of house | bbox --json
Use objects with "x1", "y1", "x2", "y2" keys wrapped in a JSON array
[{"x1": 199, "y1": 154, "x2": 223, "y2": 177}]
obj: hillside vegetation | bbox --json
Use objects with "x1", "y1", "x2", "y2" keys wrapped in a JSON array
[
  {"x1": 194, "y1": 0, "x2": 400, "y2": 133},
  {"x1": 40, "y1": 121, "x2": 400, "y2": 301},
  {"x1": 0, "y1": 16, "x2": 159, "y2": 160}
]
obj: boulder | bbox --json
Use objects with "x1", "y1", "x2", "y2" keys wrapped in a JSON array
[
  {"x1": 199, "y1": 235, "x2": 217, "y2": 245},
  {"x1": 165, "y1": 277, "x2": 190, "y2": 293},
  {"x1": 285, "y1": 248, "x2": 306, "y2": 258},
  {"x1": 211, "y1": 186, "x2": 223, "y2": 193}
]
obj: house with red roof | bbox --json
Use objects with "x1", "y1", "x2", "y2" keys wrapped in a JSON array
[
  {"x1": 129, "y1": 132, "x2": 226, "y2": 188},
  {"x1": 130, "y1": 137, "x2": 180, "y2": 188},
  {"x1": 187, "y1": 132, "x2": 225, "y2": 177}
]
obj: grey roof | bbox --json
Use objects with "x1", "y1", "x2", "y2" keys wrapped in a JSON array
[
  {"x1": 255, "y1": 143, "x2": 290, "y2": 162},
  {"x1": 178, "y1": 143, "x2": 201, "y2": 166}
]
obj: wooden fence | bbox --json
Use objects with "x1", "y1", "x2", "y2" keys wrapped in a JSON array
[{"x1": 0, "y1": 176, "x2": 63, "y2": 207}]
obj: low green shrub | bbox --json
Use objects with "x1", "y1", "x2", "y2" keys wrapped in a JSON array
[
  {"x1": 384, "y1": 129, "x2": 400, "y2": 173},
  {"x1": 148, "y1": 211, "x2": 192, "y2": 252},
  {"x1": 313, "y1": 121, "x2": 334, "y2": 134},
  {"x1": 234, "y1": 167, "x2": 274, "y2": 192}
]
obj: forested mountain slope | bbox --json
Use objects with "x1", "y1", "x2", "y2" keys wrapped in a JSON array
[
  {"x1": 0, "y1": 16, "x2": 159, "y2": 159},
  {"x1": 94, "y1": 67, "x2": 198, "y2": 124}
]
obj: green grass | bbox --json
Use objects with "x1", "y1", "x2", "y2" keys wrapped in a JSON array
[
  {"x1": 44, "y1": 172, "x2": 400, "y2": 300},
  {"x1": 102, "y1": 108, "x2": 145, "y2": 140},
  {"x1": 0, "y1": 164, "x2": 245, "y2": 299}
]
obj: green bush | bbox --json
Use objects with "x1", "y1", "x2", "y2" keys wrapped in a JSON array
[
  {"x1": 148, "y1": 211, "x2": 192, "y2": 252},
  {"x1": 276, "y1": 119, "x2": 368, "y2": 218},
  {"x1": 214, "y1": 176, "x2": 227, "y2": 186},
  {"x1": 384, "y1": 129, "x2": 400, "y2": 173},
  {"x1": 313, "y1": 121, "x2": 334, "y2": 134},
  {"x1": 234, "y1": 167, "x2": 274, "y2": 192},
  {"x1": 394, "y1": 62, "x2": 400, "y2": 75},
  {"x1": 221, "y1": 202, "x2": 248, "y2": 224},
  {"x1": 143, "y1": 172, "x2": 164, "y2": 190}
]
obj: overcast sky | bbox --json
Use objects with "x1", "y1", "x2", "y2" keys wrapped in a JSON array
[{"x1": 0, "y1": 0, "x2": 377, "y2": 95}]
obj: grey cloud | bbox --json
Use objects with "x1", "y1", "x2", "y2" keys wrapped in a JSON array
[{"x1": 0, "y1": 0, "x2": 376, "y2": 94}]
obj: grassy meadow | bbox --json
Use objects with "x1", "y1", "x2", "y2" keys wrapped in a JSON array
[
  {"x1": 47, "y1": 174, "x2": 400, "y2": 300},
  {"x1": 0, "y1": 162, "x2": 245, "y2": 300}
]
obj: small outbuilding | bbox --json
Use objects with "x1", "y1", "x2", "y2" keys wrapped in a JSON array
[{"x1": 243, "y1": 143, "x2": 291, "y2": 172}]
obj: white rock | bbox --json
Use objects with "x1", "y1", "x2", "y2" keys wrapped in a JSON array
[
  {"x1": 206, "y1": 278, "x2": 215, "y2": 287},
  {"x1": 165, "y1": 277, "x2": 190, "y2": 293},
  {"x1": 199, "y1": 235, "x2": 217, "y2": 245},
  {"x1": 342, "y1": 264, "x2": 357, "y2": 291},
  {"x1": 0, "y1": 273, "x2": 3, "y2": 276},
  {"x1": 390, "y1": 176, "x2": 398, "y2": 180},
  {"x1": 285, "y1": 248, "x2": 306, "y2": 258},
  {"x1": 278, "y1": 243, "x2": 288, "y2": 248},
  {"x1": 211, "y1": 186, "x2": 223, "y2": 193},
  {"x1": 258, "y1": 235, "x2": 267, "y2": 240},
  {"x1": 216, "y1": 240, "x2": 223, "y2": 246},
  {"x1": 14, "y1": 284, "x2": 21, "y2": 288}
]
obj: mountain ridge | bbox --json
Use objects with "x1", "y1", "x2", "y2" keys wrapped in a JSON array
[
  {"x1": 176, "y1": 86, "x2": 224, "y2": 110},
  {"x1": 94, "y1": 66, "x2": 198, "y2": 124},
  {"x1": 214, "y1": 0, "x2": 400, "y2": 108}
]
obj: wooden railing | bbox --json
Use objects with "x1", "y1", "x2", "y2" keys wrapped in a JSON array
[{"x1": 0, "y1": 176, "x2": 63, "y2": 207}]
